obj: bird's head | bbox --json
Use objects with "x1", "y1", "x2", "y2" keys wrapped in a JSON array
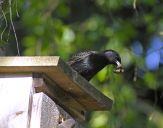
[{"x1": 103, "y1": 50, "x2": 124, "y2": 73}]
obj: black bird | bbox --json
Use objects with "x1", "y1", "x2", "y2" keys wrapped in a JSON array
[{"x1": 67, "y1": 50, "x2": 124, "y2": 81}]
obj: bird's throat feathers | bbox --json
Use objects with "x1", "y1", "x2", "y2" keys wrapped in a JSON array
[{"x1": 89, "y1": 53, "x2": 108, "y2": 70}]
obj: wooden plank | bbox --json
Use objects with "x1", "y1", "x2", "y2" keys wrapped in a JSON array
[
  {"x1": 30, "y1": 93, "x2": 59, "y2": 128},
  {"x1": 33, "y1": 76, "x2": 85, "y2": 121},
  {"x1": 0, "y1": 56, "x2": 113, "y2": 111},
  {"x1": 0, "y1": 74, "x2": 33, "y2": 128},
  {"x1": 30, "y1": 93, "x2": 81, "y2": 128},
  {"x1": 57, "y1": 60, "x2": 113, "y2": 110}
]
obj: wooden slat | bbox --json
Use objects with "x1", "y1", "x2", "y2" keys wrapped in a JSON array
[
  {"x1": 30, "y1": 93, "x2": 81, "y2": 128},
  {"x1": 33, "y1": 76, "x2": 86, "y2": 121},
  {"x1": 30, "y1": 93, "x2": 59, "y2": 128},
  {"x1": 0, "y1": 56, "x2": 113, "y2": 111}
]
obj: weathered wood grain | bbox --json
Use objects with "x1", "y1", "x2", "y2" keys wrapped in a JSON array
[
  {"x1": 33, "y1": 76, "x2": 85, "y2": 121},
  {"x1": 30, "y1": 92, "x2": 59, "y2": 128},
  {"x1": 0, "y1": 57, "x2": 113, "y2": 111},
  {"x1": 30, "y1": 93, "x2": 81, "y2": 128}
]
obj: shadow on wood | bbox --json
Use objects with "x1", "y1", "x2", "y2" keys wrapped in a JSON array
[{"x1": 0, "y1": 56, "x2": 113, "y2": 127}]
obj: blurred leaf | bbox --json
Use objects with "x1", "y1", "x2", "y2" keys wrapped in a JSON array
[
  {"x1": 97, "y1": 67, "x2": 107, "y2": 82},
  {"x1": 89, "y1": 112, "x2": 109, "y2": 128},
  {"x1": 144, "y1": 73, "x2": 157, "y2": 89}
]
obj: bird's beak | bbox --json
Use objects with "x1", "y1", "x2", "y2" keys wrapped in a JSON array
[{"x1": 114, "y1": 60, "x2": 124, "y2": 73}]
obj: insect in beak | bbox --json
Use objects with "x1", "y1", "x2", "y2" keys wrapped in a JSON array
[{"x1": 114, "y1": 60, "x2": 124, "y2": 73}]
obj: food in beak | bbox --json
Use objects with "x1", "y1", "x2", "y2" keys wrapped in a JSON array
[{"x1": 114, "y1": 61, "x2": 124, "y2": 73}]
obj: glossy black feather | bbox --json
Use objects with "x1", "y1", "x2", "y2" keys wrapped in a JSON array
[
  {"x1": 67, "y1": 50, "x2": 123, "y2": 81},
  {"x1": 67, "y1": 51, "x2": 97, "y2": 66}
]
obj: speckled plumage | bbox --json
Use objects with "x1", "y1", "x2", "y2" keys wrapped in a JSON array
[{"x1": 67, "y1": 50, "x2": 123, "y2": 81}]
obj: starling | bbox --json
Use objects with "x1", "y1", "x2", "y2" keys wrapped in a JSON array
[{"x1": 67, "y1": 50, "x2": 124, "y2": 81}]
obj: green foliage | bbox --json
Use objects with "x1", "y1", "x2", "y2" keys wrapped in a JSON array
[
  {"x1": 144, "y1": 72, "x2": 157, "y2": 89},
  {"x1": 2, "y1": 0, "x2": 163, "y2": 127}
]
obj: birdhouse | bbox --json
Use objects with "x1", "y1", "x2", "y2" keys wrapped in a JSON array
[{"x1": 0, "y1": 56, "x2": 113, "y2": 128}]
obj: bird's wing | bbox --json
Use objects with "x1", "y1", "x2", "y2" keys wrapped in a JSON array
[{"x1": 67, "y1": 51, "x2": 97, "y2": 66}]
